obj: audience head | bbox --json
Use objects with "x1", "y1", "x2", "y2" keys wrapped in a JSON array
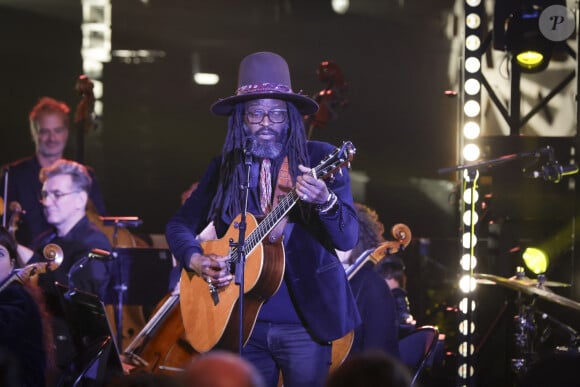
[
  {"x1": 184, "y1": 351, "x2": 264, "y2": 387},
  {"x1": 106, "y1": 370, "x2": 184, "y2": 387},
  {"x1": 326, "y1": 350, "x2": 412, "y2": 387}
]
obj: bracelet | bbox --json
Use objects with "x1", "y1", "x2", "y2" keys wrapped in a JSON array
[{"x1": 316, "y1": 191, "x2": 338, "y2": 214}]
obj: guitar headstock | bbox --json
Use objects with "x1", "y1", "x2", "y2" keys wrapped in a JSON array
[{"x1": 313, "y1": 141, "x2": 356, "y2": 180}]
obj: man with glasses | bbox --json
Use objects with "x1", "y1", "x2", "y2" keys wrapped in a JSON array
[
  {"x1": 166, "y1": 52, "x2": 360, "y2": 387},
  {"x1": 0, "y1": 97, "x2": 107, "y2": 246},
  {"x1": 16, "y1": 159, "x2": 112, "y2": 376}
]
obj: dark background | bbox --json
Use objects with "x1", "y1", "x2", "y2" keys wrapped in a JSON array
[{"x1": 1, "y1": 1, "x2": 579, "y2": 384}]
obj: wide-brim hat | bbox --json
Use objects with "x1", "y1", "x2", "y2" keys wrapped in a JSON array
[{"x1": 211, "y1": 51, "x2": 319, "y2": 116}]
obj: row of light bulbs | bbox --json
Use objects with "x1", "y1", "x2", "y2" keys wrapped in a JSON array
[{"x1": 457, "y1": 0, "x2": 485, "y2": 384}]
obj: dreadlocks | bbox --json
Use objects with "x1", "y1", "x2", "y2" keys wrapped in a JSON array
[{"x1": 208, "y1": 102, "x2": 310, "y2": 223}]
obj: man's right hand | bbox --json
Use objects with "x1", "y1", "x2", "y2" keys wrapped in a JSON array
[{"x1": 189, "y1": 253, "x2": 233, "y2": 288}]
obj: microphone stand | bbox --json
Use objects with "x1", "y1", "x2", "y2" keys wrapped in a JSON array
[
  {"x1": 66, "y1": 256, "x2": 91, "y2": 300},
  {"x1": 231, "y1": 146, "x2": 253, "y2": 354},
  {"x1": 437, "y1": 147, "x2": 551, "y2": 175},
  {"x1": 98, "y1": 216, "x2": 141, "y2": 349}
]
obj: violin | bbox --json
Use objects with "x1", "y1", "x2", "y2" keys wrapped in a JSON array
[
  {"x1": 306, "y1": 60, "x2": 348, "y2": 139},
  {"x1": 0, "y1": 243, "x2": 63, "y2": 292}
]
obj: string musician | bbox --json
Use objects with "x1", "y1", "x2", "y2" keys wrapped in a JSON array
[
  {"x1": 0, "y1": 227, "x2": 53, "y2": 387},
  {"x1": 166, "y1": 51, "x2": 361, "y2": 387},
  {"x1": 336, "y1": 203, "x2": 400, "y2": 358},
  {"x1": 15, "y1": 159, "x2": 113, "y2": 381},
  {"x1": 0, "y1": 96, "x2": 107, "y2": 247}
]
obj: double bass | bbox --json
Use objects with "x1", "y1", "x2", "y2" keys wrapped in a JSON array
[{"x1": 72, "y1": 75, "x2": 150, "y2": 349}]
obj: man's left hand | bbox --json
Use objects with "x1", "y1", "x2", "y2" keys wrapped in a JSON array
[{"x1": 296, "y1": 164, "x2": 330, "y2": 204}]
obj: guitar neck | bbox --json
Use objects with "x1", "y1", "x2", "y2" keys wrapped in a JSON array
[{"x1": 243, "y1": 190, "x2": 299, "y2": 254}]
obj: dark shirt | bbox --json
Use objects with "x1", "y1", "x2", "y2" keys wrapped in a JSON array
[
  {"x1": 0, "y1": 281, "x2": 46, "y2": 387},
  {"x1": 348, "y1": 262, "x2": 400, "y2": 358},
  {"x1": 30, "y1": 215, "x2": 112, "y2": 300},
  {"x1": 392, "y1": 287, "x2": 415, "y2": 336},
  {"x1": 166, "y1": 141, "x2": 361, "y2": 342},
  {"x1": 0, "y1": 155, "x2": 107, "y2": 246},
  {"x1": 29, "y1": 215, "x2": 112, "y2": 368}
]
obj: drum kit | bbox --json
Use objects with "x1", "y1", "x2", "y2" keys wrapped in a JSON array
[{"x1": 474, "y1": 270, "x2": 580, "y2": 377}]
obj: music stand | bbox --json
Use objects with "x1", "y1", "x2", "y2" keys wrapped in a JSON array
[
  {"x1": 55, "y1": 283, "x2": 123, "y2": 387},
  {"x1": 104, "y1": 247, "x2": 173, "y2": 307}
]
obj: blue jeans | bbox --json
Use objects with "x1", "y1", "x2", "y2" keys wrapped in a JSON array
[{"x1": 242, "y1": 321, "x2": 332, "y2": 387}]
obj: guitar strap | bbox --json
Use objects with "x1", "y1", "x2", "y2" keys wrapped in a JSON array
[{"x1": 267, "y1": 156, "x2": 292, "y2": 243}]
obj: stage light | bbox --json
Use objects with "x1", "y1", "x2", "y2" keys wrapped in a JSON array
[
  {"x1": 466, "y1": 13, "x2": 481, "y2": 29},
  {"x1": 463, "y1": 187, "x2": 479, "y2": 204},
  {"x1": 459, "y1": 274, "x2": 476, "y2": 293},
  {"x1": 463, "y1": 210, "x2": 479, "y2": 226},
  {"x1": 463, "y1": 144, "x2": 480, "y2": 161},
  {"x1": 459, "y1": 297, "x2": 476, "y2": 313},
  {"x1": 459, "y1": 342, "x2": 475, "y2": 356},
  {"x1": 463, "y1": 122, "x2": 480, "y2": 139},
  {"x1": 331, "y1": 0, "x2": 349, "y2": 14},
  {"x1": 464, "y1": 100, "x2": 480, "y2": 117},
  {"x1": 460, "y1": 254, "x2": 477, "y2": 271},
  {"x1": 522, "y1": 247, "x2": 549, "y2": 274},
  {"x1": 464, "y1": 57, "x2": 481, "y2": 73},
  {"x1": 462, "y1": 233, "x2": 477, "y2": 249},
  {"x1": 465, "y1": 35, "x2": 481, "y2": 51},
  {"x1": 504, "y1": 8, "x2": 553, "y2": 73},
  {"x1": 464, "y1": 78, "x2": 480, "y2": 95},
  {"x1": 459, "y1": 319, "x2": 476, "y2": 334}
]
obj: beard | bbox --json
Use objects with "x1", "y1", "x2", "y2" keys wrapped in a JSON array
[{"x1": 244, "y1": 124, "x2": 288, "y2": 159}]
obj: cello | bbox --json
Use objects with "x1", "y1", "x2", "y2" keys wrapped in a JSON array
[{"x1": 122, "y1": 290, "x2": 196, "y2": 375}]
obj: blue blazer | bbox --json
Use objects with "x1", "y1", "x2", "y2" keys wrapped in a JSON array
[{"x1": 166, "y1": 140, "x2": 361, "y2": 342}]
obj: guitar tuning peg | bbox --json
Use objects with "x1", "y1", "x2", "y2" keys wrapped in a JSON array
[{"x1": 338, "y1": 169, "x2": 343, "y2": 176}]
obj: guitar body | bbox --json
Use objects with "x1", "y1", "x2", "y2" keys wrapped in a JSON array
[
  {"x1": 180, "y1": 213, "x2": 285, "y2": 353},
  {"x1": 330, "y1": 330, "x2": 354, "y2": 370}
]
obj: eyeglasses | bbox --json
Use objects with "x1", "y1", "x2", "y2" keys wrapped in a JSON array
[
  {"x1": 245, "y1": 109, "x2": 288, "y2": 124},
  {"x1": 40, "y1": 190, "x2": 80, "y2": 202}
]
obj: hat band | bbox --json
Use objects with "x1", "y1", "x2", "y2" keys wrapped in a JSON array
[{"x1": 236, "y1": 83, "x2": 293, "y2": 96}]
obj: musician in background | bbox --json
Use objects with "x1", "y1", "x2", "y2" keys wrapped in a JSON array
[
  {"x1": 376, "y1": 255, "x2": 416, "y2": 337},
  {"x1": 0, "y1": 96, "x2": 106, "y2": 246},
  {"x1": 336, "y1": 203, "x2": 400, "y2": 358},
  {"x1": 15, "y1": 159, "x2": 112, "y2": 375},
  {"x1": 0, "y1": 227, "x2": 52, "y2": 387},
  {"x1": 166, "y1": 51, "x2": 360, "y2": 387}
]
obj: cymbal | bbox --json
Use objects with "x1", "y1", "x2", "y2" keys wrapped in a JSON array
[
  {"x1": 473, "y1": 273, "x2": 580, "y2": 312},
  {"x1": 474, "y1": 273, "x2": 570, "y2": 288}
]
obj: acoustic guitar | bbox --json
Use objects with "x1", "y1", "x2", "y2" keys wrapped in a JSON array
[
  {"x1": 180, "y1": 141, "x2": 356, "y2": 353},
  {"x1": 330, "y1": 223, "x2": 412, "y2": 369}
]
